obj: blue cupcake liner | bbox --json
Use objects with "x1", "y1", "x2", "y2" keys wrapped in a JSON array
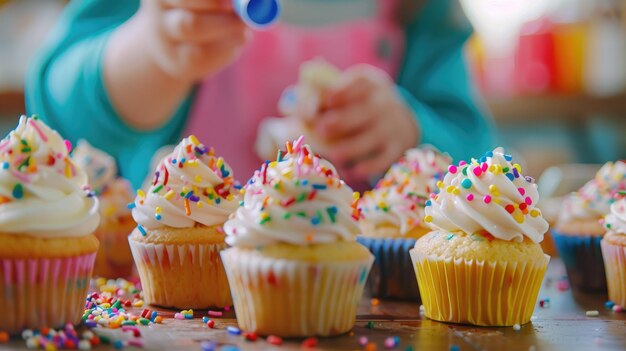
[
  {"x1": 356, "y1": 236, "x2": 420, "y2": 301},
  {"x1": 551, "y1": 229, "x2": 607, "y2": 292}
]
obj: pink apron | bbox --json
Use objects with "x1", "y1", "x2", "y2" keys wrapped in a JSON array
[{"x1": 185, "y1": 0, "x2": 405, "y2": 180}]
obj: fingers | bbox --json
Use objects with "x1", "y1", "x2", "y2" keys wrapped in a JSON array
[
  {"x1": 324, "y1": 65, "x2": 391, "y2": 108},
  {"x1": 326, "y1": 122, "x2": 386, "y2": 167},
  {"x1": 315, "y1": 100, "x2": 378, "y2": 140},
  {"x1": 162, "y1": 9, "x2": 245, "y2": 43}
]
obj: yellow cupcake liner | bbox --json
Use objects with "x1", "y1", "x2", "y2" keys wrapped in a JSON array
[
  {"x1": 129, "y1": 238, "x2": 231, "y2": 308},
  {"x1": 410, "y1": 249, "x2": 549, "y2": 326},
  {"x1": 0, "y1": 253, "x2": 96, "y2": 334},
  {"x1": 221, "y1": 248, "x2": 374, "y2": 337},
  {"x1": 601, "y1": 239, "x2": 626, "y2": 307}
]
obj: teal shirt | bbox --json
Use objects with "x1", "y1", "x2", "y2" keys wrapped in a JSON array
[{"x1": 26, "y1": 0, "x2": 494, "y2": 189}]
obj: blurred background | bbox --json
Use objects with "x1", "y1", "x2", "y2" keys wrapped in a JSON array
[{"x1": 0, "y1": 0, "x2": 624, "y2": 184}]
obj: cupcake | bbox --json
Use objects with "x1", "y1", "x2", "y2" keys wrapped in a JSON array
[
  {"x1": 553, "y1": 161, "x2": 626, "y2": 292},
  {"x1": 222, "y1": 136, "x2": 373, "y2": 337},
  {"x1": 0, "y1": 116, "x2": 100, "y2": 333},
  {"x1": 72, "y1": 140, "x2": 136, "y2": 278},
  {"x1": 411, "y1": 147, "x2": 550, "y2": 326},
  {"x1": 129, "y1": 135, "x2": 239, "y2": 308},
  {"x1": 357, "y1": 146, "x2": 450, "y2": 300},
  {"x1": 601, "y1": 193, "x2": 626, "y2": 307}
]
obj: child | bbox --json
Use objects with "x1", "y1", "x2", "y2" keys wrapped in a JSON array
[{"x1": 26, "y1": 0, "x2": 494, "y2": 188}]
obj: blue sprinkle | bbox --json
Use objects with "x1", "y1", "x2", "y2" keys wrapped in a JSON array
[
  {"x1": 311, "y1": 217, "x2": 321, "y2": 226},
  {"x1": 184, "y1": 313, "x2": 193, "y2": 319},
  {"x1": 505, "y1": 173, "x2": 514, "y2": 181},
  {"x1": 301, "y1": 179, "x2": 309, "y2": 186},
  {"x1": 425, "y1": 200, "x2": 432, "y2": 206},
  {"x1": 450, "y1": 346, "x2": 460, "y2": 351},
  {"x1": 312, "y1": 184, "x2": 327, "y2": 190},
  {"x1": 137, "y1": 225, "x2": 147, "y2": 236},
  {"x1": 84, "y1": 320, "x2": 97, "y2": 328},
  {"x1": 180, "y1": 157, "x2": 186, "y2": 163},
  {"x1": 200, "y1": 341, "x2": 217, "y2": 351},
  {"x1": 504, "y1": 154, "x2": 513, "y2": 161},
  {"x1": 1, "y1": 162, "x2": 9, "y2": 169},
  {"x1": 202, "y1": 316, "x2": 209, "y2": 323},
  {"x1": 155, "y1": 214, "x2": 162, "y2": 221},
  {"x1": 216, "y1": 198, "x2": 221, "y2": 204},
  {"x1": 486, "y1": 151, "x2": 493, "y2": 157},
  {"x1": 221, "y1": 346, "x2": 240, "y2": 351},
  {"x1": 479, "y1": 156, "x2": 487, "y2": 163},
  {"x1": 185, "y1": 191, "x2": 194, "y2": 199},
  {"x1": 227, "y1": 326, "x2": 241, "y2": 335},
  {"x1": 113, "y1": 340, "x2": 124, "y2": 349},
  {"x1": 605, "y1": 301, "x2": 615, "y2": 310},
  {"x1": 127, "y1": 202, "x2": 136, "y2": 209},
  {"x1": 172, "y1": 159, "x2": 177, "y2": 164}
]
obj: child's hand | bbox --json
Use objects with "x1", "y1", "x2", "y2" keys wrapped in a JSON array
[
  {"x1": 316, "y1": 65, "x2": 420, "y2": 182},
  {"x1": 136, "y1": 0, "x2": 250, "y2": 81}
]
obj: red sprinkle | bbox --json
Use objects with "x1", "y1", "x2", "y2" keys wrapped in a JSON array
[
  {"x1": 207, "y1": 310, "x2": 223, "y2": 317},
  {"x1": 505, "y1": 204, "x2": 515, "y2": 214},
  {"x1": 244, "y1": 332, "x2": 258, "y2": 342},
  {"x1": 302, "y1": 337, "x2": 318, "y2": 348},
  {"x1": 267, "y1": 335, "x2": 283, "y2": 345},
  {"x1": 206, "y1": 320, "x2": 215, "y2": 328},
  {"x1": 163, "y1": 167, "x2": 169, "y2": 186}
]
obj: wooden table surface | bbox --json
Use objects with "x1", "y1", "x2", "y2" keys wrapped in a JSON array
[{"x1": 2, "y1": 258, "x2": 626, "y2": 351}]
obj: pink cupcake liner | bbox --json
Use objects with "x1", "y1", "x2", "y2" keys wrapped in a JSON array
[{"x1": 0, "y1": 253, "x2": 96, "y2": 334}]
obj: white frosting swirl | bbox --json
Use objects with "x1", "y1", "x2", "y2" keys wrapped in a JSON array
[
  {"x1": 132, "y1": 135, "x2": 240, "y2": 229},
  {"x1": 72, "y1": 139, "x2": 117, "y2": 194},
  {"x1": 0, "y1": 116, "x2": 100, "y2": 237},
  {"x1": 359, "y1": 146, "x2": 451, "y2": 236},
  {"x1": 558, "y1": 161, "x2": 626, "y2": 224},
  {"x1": 72, "y1": 139, "x2": 134, "y2": 221},
  {"x1": 225, "y1": 137, "x2": 360, "y2": 248},
  {"x1": 604, "y1": 197, "x2": 626, "y2": 235},
  {"x1": 425, "y1": 147, "x2": 549, "y2": 243}
]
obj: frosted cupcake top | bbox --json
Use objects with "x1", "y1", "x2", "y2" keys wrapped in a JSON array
[
  {"x1": 225, "y1": 136, "x2": 360, "y2": 248},
  {"x1": 603, "y1": 194, "x2": 626, "y2": 235},
  {"x1": 72, "y1": 140, "x2": 133, "y2": 221},
  {"x1": 558, "y1": 161, "x2": 626, "y2": 224},
  {"x1": 425, "y1": 147, "x2": 549, "y2": 243},
  {"x1": 0, "y1": 116, "x2": 100, "y2": 237},
  {"x1": 131, "y1": 135, "x2": 240, "y2": 230},
  {"x1": 359, "y1": 147, "x2": 451, "y2": 236}
]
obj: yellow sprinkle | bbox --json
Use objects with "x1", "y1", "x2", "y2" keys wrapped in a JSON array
[
  {"x1": 187, "y1": 160, "x2": 199, "y2": 167},
  {"x1": 196, "y1": 202, "x2": 203, "y2": 208},
  {"x1": 164, "y1": 190, "x2": 175, "y2": 200},
  {"x1": 155, "y1": 206, "x2": 162, "y2": 214},
  {"x1": 424, "y1": 215, "x2": 433, "y2": 223},
  {"x1": 495, "y1": 165, "x2": 503, "y2": 174},
  {"x1": 530, "y1": 209, "x2": 540, "y2": 218},
  {"x1": 446, "y1": 185, "x2": 455, "y2": 193},
  {"x1": 353, "y1": 192, "x2": 360, "y2": 200},
  {"x1": 64, "y1": 164, "x2": 72, "y2": 178},
  {"x1": 132, "y1": 300, "x2": 144, "y2": 307},
  {"x1": 137, "y1": 189, "x2": 146, "y2": 198},
  {"x1": 514, "y1": 163, "x2": 522, "y2": 174},
  {"x1": 189, "y1": 134, "x2": 200, "y2": 145},
  {"x1": 436, "y1": 181, "x2": 444, "y2": 189},
  {"x1": 261, "y1": 212, "x2": 269, "y2": 220},
  {"x1": 488, "y1": 185, "x2": 498, "y2": 194},
  {"x1": 493, "y1": 198, "x2": 501, "y2": 204},
  {"x1": 100, "y1": 303, "x2": 111, "y2": 309},
  {"x1": 453, "y1": 188, "x2": 460, "y2": 195},
  {"x1": 514, "y1": 213, "x2": 524, "y2": 223},
  {"x1": 227, "y1": 194, "x2": 234, "y2": 201},
  {"x1": 182, "y1": 186, "x2": 189, "y2": 193},
  {"x1": 94, "y1": 316, "x2": 102, "y2": 322},
  {"x1": 239, "y1": 188, "x2": 245, "y2": 195},
  {"x1": 193, "y1": 175, "x2": 202, "y2": 183},
  {"x1": 488, "y1": 165, "x2": 496, "y2": 172},
  {"x1": 269, "y1": 161, "x2": 278, "y2": 168},
  {"x1": 216, "y1": 157, "x2": 224, "y2": 169}
]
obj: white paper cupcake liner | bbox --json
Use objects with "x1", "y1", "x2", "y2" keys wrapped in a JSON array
[
  {"x1": 221, "y1": 248, "x2": 374, "y2": 337},
  {"x1": 129, "y1": 238, "x2": 231, "y2": 308}
]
